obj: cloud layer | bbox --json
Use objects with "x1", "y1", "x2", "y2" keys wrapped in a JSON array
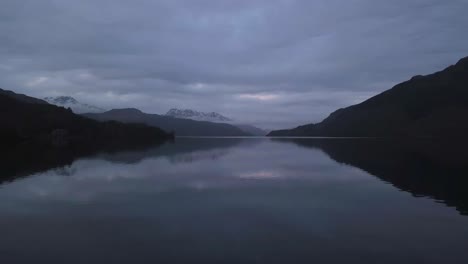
[{"x1": 1, "y1": 0, "x2": 467, "y2": 129}]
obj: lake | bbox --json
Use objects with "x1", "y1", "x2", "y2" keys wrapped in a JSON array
[{"x1": 1, "y1": 137, "x2": 468, "y2": 263}]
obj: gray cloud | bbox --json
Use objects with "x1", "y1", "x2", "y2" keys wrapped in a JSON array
[{"x1": 1, "y1": 0, "x2": 467, "y2": 129}]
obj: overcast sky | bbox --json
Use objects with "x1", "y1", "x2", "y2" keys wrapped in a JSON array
[{"x1": 1, "y1": 0, "x2": 468, "y2": 129}]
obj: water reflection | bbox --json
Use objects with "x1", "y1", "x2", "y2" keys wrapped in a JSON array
[
  {"x1": 0, "y1": 138, "x2": 255, "y2": 184},
  {"x1": 97, "y1": 137, "x2": 256, "y2": 164},
  {"x1": 0, "y1": 140, "x2": 167, "y2": 184},
  {"x1": 1, "y1": 138, "x2": 468, "y2": 263},
  {"x1": 2, "y1": 138, "x2": 468, "y2": 214},
  {"x1": 274, "y1": 138, "x2": 468, "y2": 215}
]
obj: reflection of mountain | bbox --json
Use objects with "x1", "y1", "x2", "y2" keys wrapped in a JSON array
[
  {"x1": 97, "y1": 137, "x2": 259, "y2": 164},
  {"x1": 0, "y1": 141, "x2": 168, "y2": 184},
  {"x1": 275, "y1": 138, "x2": 468, "y2": 215},
  {"x1": 0, "y1": 88, "x2": 174, "y2": 183},
  {"x1": 0, "y1": 138, "x2": 256, "y2": 184}
]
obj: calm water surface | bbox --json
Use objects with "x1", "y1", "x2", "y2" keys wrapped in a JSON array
[{"x1": 1, "y1": 138, "x2": 468, "y2": 263}]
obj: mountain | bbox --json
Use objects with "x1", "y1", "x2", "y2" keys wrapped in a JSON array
[
  {"x1": 44, "y1": 96, "x2": 105, "y2": 113},
  {"x1": 0, "y1": 89, "x2": 173, "y2": 148},
  {"x1": 166, "y1": 108, "x2": 267, "y2": 136},
  {"x1": 268, "y1": 56, "x2": 468, "y2": 137},
  {"x1": 84, "y1": 109, "x2": 250, "y2": 137},
  {"x1": 235, "y1": 124, "x2": 268, "y2": 136},
  {"x1": 0, "y1": 89, "x2": 48, "y2": 105},
  {"x1": 166, "y1": 108, "x2": 232, "y2": 122}
]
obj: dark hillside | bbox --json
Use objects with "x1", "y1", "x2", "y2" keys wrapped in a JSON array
[{"x1": 269, "y1": 56, "x2": 468, "y2": 137}]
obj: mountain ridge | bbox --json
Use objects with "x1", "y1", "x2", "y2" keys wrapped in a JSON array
[
  {"x1": 84, "y1": 109, "x2": 250, "y2": 137},
  {"x1": 44, "y1": 96, "x2": 106, "y2": 114},
  {"x1": 0, "y1": 88, "x2": 173, "y2": 147},
  {"x1": 165, "y1": 108, "x2": 232, "y2": 122},
  {"x1": 165, "y1": 108, "x2": 268, "y2": 136},
  {"x1": 268, "y1": 56, "x2": 468, "y2": 138},
  {"x1": 0, "y1": 89, "x2": 48, "y2": 105}
]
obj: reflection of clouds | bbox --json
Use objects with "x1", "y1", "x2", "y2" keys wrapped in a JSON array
[
  {"x1": 168, "y1": 149, "x2": 229, "y2": 164},
  {"x1": 238, "y1": 170, "x2": 281, "y2": 180}
]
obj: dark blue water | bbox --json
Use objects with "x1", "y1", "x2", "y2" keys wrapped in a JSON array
[{"x1": 1, "y1": 138, "x2": 468, "y2": 263}]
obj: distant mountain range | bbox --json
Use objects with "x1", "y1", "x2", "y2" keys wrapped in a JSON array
[
  {"x1": 11, "y1": 56, "x2": 465, "y2": 139},
  {"x1": 166, "y1": 108, "x2": 232, "y2": 122},
  {"x1": 84, "y1": 108, "x2": 250, "y2": 137},
  {"x1": 44, "y1": 96, "x2": 105, "y2": 114},
  {"x1": 41, "y1": 99, "x2": 266, "y2": 136},
  {"x1": 268, "y1": 56, "x2": 468, "y2": 138},
  {"x1": 165, "y1": 108, "x2": 268, "y2": 136},
  {"x1": 234, "y1": 124, "x2": 268, "y2": 136},
  {"x1": 0, "y1": 89, "x2": 172, "y2": 148}
]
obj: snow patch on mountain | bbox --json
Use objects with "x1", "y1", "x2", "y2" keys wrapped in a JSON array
[
  {"x1": 44, "y1": 96, "x2": 106, "y2": 114},
  {"x1": 165, "y1": 108, "x2": 232, "y2": 122},
  {"x1": 165, "y1": 108, "x2": 268, "y2": 135}
]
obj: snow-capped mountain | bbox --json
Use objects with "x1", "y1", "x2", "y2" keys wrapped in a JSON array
[
  {"x1": 44, "y1": 96, "x2": 106, "y2": 114},
  {"x1": 165, "y1": 108, "x2": 268, "y2": 135},
  {"x1": 166, "y1": 108, "x2": 232, "y2": 122}
]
